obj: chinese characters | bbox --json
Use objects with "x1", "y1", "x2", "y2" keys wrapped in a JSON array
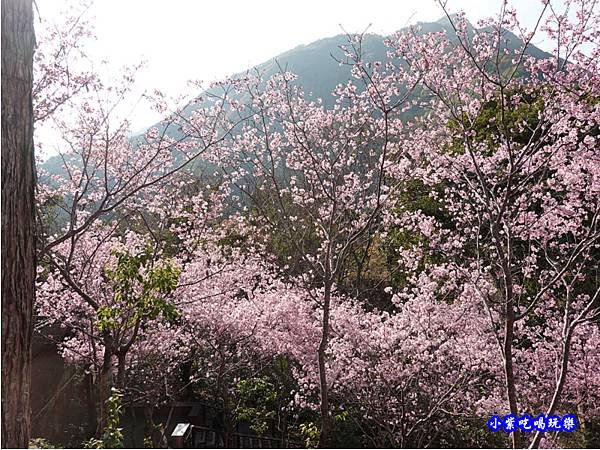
[{"x1": 487, "y1": 414, "x2": 578, "y2": 433}]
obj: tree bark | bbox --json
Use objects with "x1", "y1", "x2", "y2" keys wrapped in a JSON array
[
  {"x1": 116, "y1": 351, "x2": 126, "y2": 390},
  {"x1": 1, "y1": 0, "x2": 36, "y2": 447},
  {"x1": 98, "y1": 338, "x2": 114, "y2": 435},
  {"x1": 317, "y1": 276, "x2": 332, "y2": 448},
  {"x1": 494, "y1": 221, "x2": 521, "y2": 449},
  {"x1": 216, "y1": 355, "x2": 235, "y2": 448},
  {"x1": 529, "y1": 329, "x2": 574, "y2": 449},
  {"x1": 503, "y1": 297, "x2": 521, "y2": 449},
  {"x1": 85, "y1": 372, "x2": 98, "y2": 437}
]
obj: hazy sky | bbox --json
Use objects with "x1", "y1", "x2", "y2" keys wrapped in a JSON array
[{"x1": 36, "y1": 0, "x2": 554, "y2": 136}]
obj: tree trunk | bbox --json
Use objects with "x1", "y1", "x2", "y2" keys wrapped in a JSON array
[
  {"x1": 223, "y1": 410, "x2": 235, "y2": 448},
  {"x1": 577, "y1": 403, "x2": 588, "y2": 448},
  {"x1": 529, "y1": 330, "x2": 574, "y2": 449},
  {"x1": 317, "y1": 277, "x2": 332, "y2": 448},
  {"x1": 493, "y1": 221, "x2": 521, "y2": 449},
  {"x1": 116, "y1": 351, "x2": 126, "y2": 389},
  {"x1": 216, "y1": 356, "x2": 236, "y2": 448},
  {"x1": 1, "y1": 0, "x2": 36, "y2": 447},
  {"x1": 144, "y1": 405, "x2": 165, "y2": 448},
  {"x1": 98, "y1": 339, "x2": 114, "y2": 435},
  {"x1": 85, "y1": 372, "x2": 98, "y2": 437},
  {"x1": 503, "y1": 304, "x2": 521, "y2": 449}
]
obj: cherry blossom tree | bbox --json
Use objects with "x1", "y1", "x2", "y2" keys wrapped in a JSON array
[
  {"x1": 31, "y1": 0, "x2": 600, "y2": 448},
  {"x1": 32, "y1": 2, "x2": 256, "y2": 435},
  {"x1": 32, "y1": 0, "x2": 98, "y2": 125},
  {"x1": 209, "y1": 44, "x2": 422, "y2": 443},
  {"x1": 381, "y1": 1, "x2": 600, "y2": 447},
  {"x1": 37, "y1": 225, "x2": 181, "y2": 431}
]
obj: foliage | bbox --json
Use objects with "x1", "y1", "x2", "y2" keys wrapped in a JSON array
[
  {"x1": 28, "y1": 438, "x2": 56, "y2": 449},
  {"x1": 83, "y1": 389, "x2": 124, "y2": 449},
  {"x1": 97, "y1": 246, "x2": 181, "y2": 332},
  {"x1": 299, "y1": 422, "x2": 320, "y2": 449},
  {"x1": 235, "y1": 377, "x2": 278, "y2": 436}
]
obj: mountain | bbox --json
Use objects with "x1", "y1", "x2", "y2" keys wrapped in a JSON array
[
  {"x1": 177, "y1": 17, "x2": 551, "y2": 114},
  {"x1": 41, "y1": 17, "x2": 552, "y2": 173}
]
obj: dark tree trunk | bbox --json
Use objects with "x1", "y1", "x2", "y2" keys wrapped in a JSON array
[
  {"x1": 317, "y1": 276, "x2": 332, "y2": 448},
  {"x1": 1, "y1": 0, "x2": 36, "y2": 447},
  {"x1": 144, "y1": 405, "x2": 166, "y2": 448},
  {"x1": 503, "y1": 299, "x2": 521, "y2": 449},
  {"x1": 217, "y1": 356, "x2": 236, "y2": 448},
  {"x1": 116, "y1": 351, "x2": 126, "y2": 390},
  {"x1": 85, "y1": 372, "x2": 98, "y2": 437},
  {"x1": 98, "y1": 338, "x2": 114, "y2": 435},
  {"x1": 498, "y1": 239, "x2": 521, "y2": 449}
]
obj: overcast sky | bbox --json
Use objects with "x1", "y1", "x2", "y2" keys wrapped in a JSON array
[{"x1": 35, "y1": 0, "x2": 555, "y2": 143}]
